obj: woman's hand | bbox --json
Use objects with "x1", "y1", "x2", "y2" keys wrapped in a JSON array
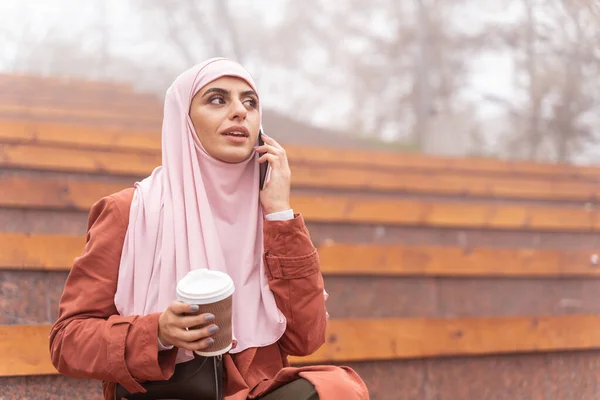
[
  {"x1": 158, "y1": 301, "x2": 219, "y2": 351},
  {"x1": 256, "y1": 133, "x2": 292, "y2": 215}
]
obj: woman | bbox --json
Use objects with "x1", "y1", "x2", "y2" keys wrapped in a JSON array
[{"x1": 49, "y1": 58, "x2": 369, "y2": 400}]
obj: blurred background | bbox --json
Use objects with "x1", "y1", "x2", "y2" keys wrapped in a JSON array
[
  {"x1": 1, "y1": 0, "x2": 599, "y2": 162},
  {"x1": 2, "y1": 2, "x2": 600, "y2": 399}
]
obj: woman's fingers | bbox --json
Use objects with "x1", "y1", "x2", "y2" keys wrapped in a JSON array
[
  {"x1": 256, "y1": 144, "x2": 287, "y2": 166},
  {"x1": 175, "y1": 333, "x2": 217, "y2": 352},
  {"x1": 169, "y1": 300, "x2": 199, "y2": 316},
  {"x1": 260, "y1": 132, "x2": 285, "y2": 150},
  {"x1": 257, "y1": 153, "x2": 289, "y2": 174},
  {"x1": 189, "y1": 337, "x2": 217, "y2": 351},
  {"x1": 180, "y1": 323, "x2": 219, "y2": 343},
  {"x1": 256, "y1": 134, "x2": 288, "y2": 163},
  {"x1": 257, "y1": 152, "x2": 276, "y2": 164},
  {"x1": 175, "y1": 312, "x2": 216, "y2": 329},
  {"x1": 257, "y1": 134, "x2": 292, "y2": 213}
]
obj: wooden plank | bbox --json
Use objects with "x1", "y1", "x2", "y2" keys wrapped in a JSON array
[
  {"x1": 0, "y1": 73, "x2": 134, "y2": 92},
  {"x1": 291, "y1": 315, "x2": 600, "y2": 364},
  {"x1": 291, "y1": 163, "x2": 600, "y2": 201},
  {"x1": 287, "y1": 146, "x2": 600, "y2": 181},
  {"x1": 291, "y1": 195, "x2": 598, "y2": 231},
  {"x1": 0, "y1": 103, "x2": 161, "y2": 125},
  {"x1": 0, "y1": 233, "x2": 83, "y2": 270},
  {"x1": 0, "y1": 121, "x2": 160, "y2": 152},
  {"x1": 0, "y1": 175, "x2": 127, "y2": 210},
  {"x1": 0, "y1": 144, "x2": 159, "y2": 176},
  {"x1": 1, "y1": 115, "x2": 158, "y2": 131},
  {"x1": 0, "y1": 325, "x2": 55, "y2": 376},
  {"x1": 3, "y1": 122, "x2": 600, "y2": 181},
  {"x1": 2, "y1": 143, "x2": 600, "y2": 202},
  {"x1": 0, "y1": 98, "x2": 161, "y2": 115},
  {"x1": 3, "y1": 232, "x2": 600, "y2": 277},
  {"x1": 2, "y1": 175, "x2": 598, "y2": 231},
  {"x1": 317, "y1": 243, "x2": 600, "y2": 277},
  {"x1": 4, "y1": 315, "x2": 600, "y2": 376}
]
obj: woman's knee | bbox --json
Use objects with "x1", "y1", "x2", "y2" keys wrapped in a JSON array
[{"x1": 260, "y1": 378, "x2": 319, "y2": 400}]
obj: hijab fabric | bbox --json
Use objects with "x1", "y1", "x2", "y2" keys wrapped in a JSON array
[{"x1": 114, "y1": 58, "x2": 287, "y2": 362}]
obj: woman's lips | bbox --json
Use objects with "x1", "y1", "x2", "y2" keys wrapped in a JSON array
[{"x1": 222, "y1": 133, "x2": 249, "y2": 144}]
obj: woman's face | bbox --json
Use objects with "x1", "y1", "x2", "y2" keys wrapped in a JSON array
[{"x1": 189, "y1": 76, "x2": 260, "y2": 163}]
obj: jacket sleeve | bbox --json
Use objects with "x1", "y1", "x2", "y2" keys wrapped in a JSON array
[
  {"x1": 263, "y1": 214, "x2": 327, "y2": 357},
  {"x1": 48, "y1": 196, "x2": 177, "y2": 394}
]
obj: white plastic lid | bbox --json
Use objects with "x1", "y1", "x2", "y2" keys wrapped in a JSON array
[{"x1": 176, "y1": 269, "x2": 235, "y2": 305}]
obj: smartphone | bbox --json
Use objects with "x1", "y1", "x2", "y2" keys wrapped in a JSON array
[{"x1": 258, "y1": 129, "x2": 268, "y2": 190}]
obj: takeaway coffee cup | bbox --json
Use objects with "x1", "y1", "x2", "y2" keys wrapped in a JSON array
[{"x1": 176, "y1": 268, "x2": 235, "y2": 357}]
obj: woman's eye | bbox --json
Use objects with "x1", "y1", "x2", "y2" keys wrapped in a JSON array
[
  {"x1": 243, "y1": 98, "x2": 257, "y2": 108},
  {"x1": 209, "y1": 96, "x2": 225, "y2": 105}
]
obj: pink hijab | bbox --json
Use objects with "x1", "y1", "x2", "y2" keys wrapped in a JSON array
[{"x1": 114, "y1": 58, "x2": 286, "y2": 360}]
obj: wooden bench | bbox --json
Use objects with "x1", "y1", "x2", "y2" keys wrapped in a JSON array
[
  {"x1": 0, "y1": 74, "x2": 135, "y2": 94},
  {"x1": 0, "y1": 75, "x2": 163, "y2": 128},
  {"x1": 0, "y1": 84, "x2": 156, "y2": 98},
  {"x1": 2, "y1": 232, "x2": 599, "y2": 277},
  {"x1": 5, "y1": 74, "x2": 600, "y2": 398},
  {"x1": 0, "y1": 104, "x2": 161, "y2": 126},
  {"x1": 3, "y1": 143, "x2": 600, "y2": 202},
  {"x1": 3, "y1": 236, "x2": 600, "y2": 377},
  {"x1": 0, "y1": 120, "x2": 160, "y2": 151},
  {"x1": 0, "y1": 75, "x2": 159, "y2": 113},
  {"x1": 3, "y1": 120, "x2": 600, "y2": 181},
  {"x1": 3, "y1": 315, "x2": 600, "y2": 376},
  {"x1": 2, "y1": 175, "x2": 598, "y2": 231},
  {"x1": 0, "y1": 97, "x2": 161, "y2": 115}
]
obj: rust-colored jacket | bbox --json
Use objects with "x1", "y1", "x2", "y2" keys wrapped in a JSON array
[{"x1": 49, "y1": 188, "x2": 368, "y2": 400}]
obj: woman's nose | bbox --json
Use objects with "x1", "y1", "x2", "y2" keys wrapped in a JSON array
[{"x1": 230, "y1": 100, "x2": 247, "y2": 120}]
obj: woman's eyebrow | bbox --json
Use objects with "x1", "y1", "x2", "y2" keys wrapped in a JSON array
[
  {"x1": 202, "y1": 87, "x2": 229, "y2": 98},
  {"x1": 241, "y1": 90, "x2": 258, "y2": 98},
  {"x1": 201, "y1": 88, "x2": 257, "y2": 98}
]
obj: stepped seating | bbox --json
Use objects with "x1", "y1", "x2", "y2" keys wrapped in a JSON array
[
  {"x1": 0, "y1": 74, "x2": 163, "y2": 129},
  {"x1": 2, "y1": 74, "x2": 600, "y2": 399}
]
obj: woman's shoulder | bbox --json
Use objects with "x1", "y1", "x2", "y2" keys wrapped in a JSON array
[
  {"x1": 107, "y1": 187, "x2": 135, "y2": 215},
  {"x1": 88, "y1": 187, "x2": 135, "y2": 228}
]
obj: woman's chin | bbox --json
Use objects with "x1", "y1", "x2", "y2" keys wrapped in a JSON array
[{"x1": 212, "y1": 146, "x2": 254, "y2": 164}]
